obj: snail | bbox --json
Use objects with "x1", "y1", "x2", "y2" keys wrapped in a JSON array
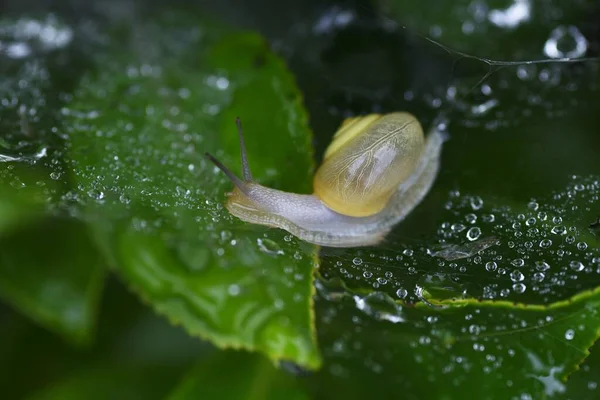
[{"x1": 205, "y1": 112, "x2": 445, "y2": 248}]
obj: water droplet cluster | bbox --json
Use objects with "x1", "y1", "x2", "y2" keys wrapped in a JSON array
[{"x1": 319, "y1": 176, "x2": 600, "y2": 308}]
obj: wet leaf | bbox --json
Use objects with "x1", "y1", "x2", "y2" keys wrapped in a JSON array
[
  {"x1": 315, "y1": 282, "x2": 600, "y2": 399},
  {"x1": 63, "y1": 14, "x2": 320, "y2": 369},
  {"x1": 557, "y1": 340, "x2": 600, "y2": 399},
  {"x1": 167, "y1": 350, "x2": 310, "y2": 400},
  {"x1": 0, "y1": 218, "x2": 105, "y2": 345},
  {"x1": 320, "y1": 176, "x2": 600, "y2": 306}
]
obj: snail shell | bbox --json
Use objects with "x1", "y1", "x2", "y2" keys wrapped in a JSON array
[
  {"x1": 205, "y1": 112, "x2": 444, "y2": 248},
  {"x1": 314, "y1": 113, "x2": 424, "y2": 217}
]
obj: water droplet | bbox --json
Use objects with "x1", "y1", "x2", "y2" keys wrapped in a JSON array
[
  {"x1": 119, "y1": 194, "x2": 131, "y2": 204},
  {"x1": 451, "y1": 223, "x2": 466, "y2": 232},
  {"x1": 87, "y1": 189, "x2": 105, "y2": 200},
  {"x1": 537, "y1": 212, "x2": 548, "y2": 221},
  {"x1": 482, "y1": 213, "x2": 495, "y2": 223},
  {"x1": 544, "y1": 25, "x2": 588, "y2": 59},
  {"x1": 532, "y1": 272, "x2": 545, "y2": 282},
  {"x1": 220, "y1": 230, "x2": 232, "y2": 242},
  {"x1": 551, "y1": 225, "x2": 566, "y2": 235},
  {"x1": 418, "y1": 336, "x2": 431, "y2": 345},
  {"x1": 396, "y1": 288, "x2": 408, "y2": 299},
  {"x1": 512, "y1": 283, "x2": 526, "y2": 293},
  {"x1": 469, "y1": 324, "x2": 481, "y2": 335},
  {"x1": 352, "y1": 257, "x2": 363, "y2": 266},
  {"x1": 470, "y1": 196, "x2": 484, "y2": 210},
  {"x1": 257, "y1": 238, "x2": 284, "y2": 256},
  {"x1": 570, "y1": 261, "x2": 585, "y2": 272},
  {"x1": 363, "y1": 271, "x2": 373, "y2": 278},
  {"x1": 510, "y1": 270, "x2": 525, "y2": 282},
  {"x1": 228, "y1": 284, "x2": 241, "y2": 296},
  {"x1": 539, "y1": 238, "x2": 552, "y2": 248},
  {"x1": 565, "y1": 328, "x2": 575, "y2": 340},
  {"x1": 485, "y1": 261, "x2": 498, "y2": 272},
  {"x1": 535, "y1": 261, "x2": 551, "y2": 271},
  {"x1": 511, "y1": 258, "x2": 525, "y2": 267},
  {"x1": 577, "y1": 242, "x2": 588, "y2": 251},
  {"x1": 354, "y1": 292, "x2": 404, "y2": 323},
  {"x1": 466, "y1": 227, "x2": 481, "y2": 241},
  {"x1": 465, "y1": 213, "x2": 477, "y2": 224}
]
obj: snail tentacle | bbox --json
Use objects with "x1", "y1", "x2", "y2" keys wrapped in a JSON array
[
  {"x1": 204, "y1": 152, "x2": 250, "y2": 195},
  {"x1": 235, "y1": 117, "x2": 253, "y2": 182}
]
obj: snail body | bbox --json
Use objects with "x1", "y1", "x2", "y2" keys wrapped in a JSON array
[{"x1": 205, "y1": 112, "x2": 444, "y2": 248}]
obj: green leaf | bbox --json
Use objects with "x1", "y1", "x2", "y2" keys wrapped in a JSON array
[
  {"x1": 557, "y1": 340, "x2": 600, "y2": 399},
  {"x1": 0, "y1": 218, "x2": 105, "y2": 345},
  {"x1": 168, "y1": 350, "x2": 310, "y2": 400},
  {"x1": 26, "y1": 364, "x2": 185, "y2": 400},
  {"x1": 314, "y1": 282, "x2": 600, "y2": 399},
  {"x1": 0, "y1": 43, "x2": 63, "y2": 234},
  {"x1": 0, "y1": 14, "x2": 105, "y2": 345},
  {"x1": 313, "y1": 174, "x2": 600, "y2": 398},
  {"x1": 0, "y1": 171, "x2": 52, "y2": 234},
  {"x1": 63, "y1": 14, "x2": 320, "y2": 369}
]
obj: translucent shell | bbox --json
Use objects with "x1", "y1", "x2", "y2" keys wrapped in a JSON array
[{"x1": 313, "y1": 112, "x2": 425, "y2": 217}]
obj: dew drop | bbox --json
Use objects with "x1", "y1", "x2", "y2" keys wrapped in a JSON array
[
  {"x1": 257, "y1": 238, "x2": 284, "y2": 256},
  {"x1": 465, "y1": 213, "x2": 477, "y2": 224},
  {"x1": 87, "y1": 189, "x2": 105, "y2": 200},
  {"x1": 228, "y1": 284, "x2": 241, "y2": 296},
  {"x1": 544, "y1": 25, "x2": 588, "y2": 59},
  {"x1": 510, "y1": 270, "x2": 525, "y2": 282},
  {"x1": 565, "y1": 328, "x2": 575, "y2": 340},
  {"x1": 119, "y1": 194, "x2": 131, "y2": 204},
  {"x1": 532, "y1": 272, "x2": 545, "y2": 282},
  {"x1": 570, "y1": 261, "x2": 585, "y2": 272},
  {"x1": 512, "y1": 282, "x2": 526, "y2": 293},
  {"x1": 469, "y1": 324, "x2": 481, "y2": 335},
  {"x1": 451, "y1": 223, "x2": 466, "y2": 232},
  {"x1": 354, "y1": 292, "x2": 404, "y2": 323},
  {"x1": 470, "y1": 196, "x2": 484, "y2": 210},
  {"x1": 485, "y1": 261, "x2": 498, "y2": 272},
  {"x1": 466, "y1": 227, "x2": 481, "y2": 241},
  {"x1": 511, "y1": 258, "x2": 524, "y2": 267},
  {"x1": 482, "y1": 213, "x2": 495, "y2": 223},
  {"x1": 535, "y1": 261, "x2": 551, "y2": 271}
]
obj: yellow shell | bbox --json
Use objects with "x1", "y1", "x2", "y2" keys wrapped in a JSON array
[{"x1": 313, "y1": 112, "x2": 425, "y2": 217}]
